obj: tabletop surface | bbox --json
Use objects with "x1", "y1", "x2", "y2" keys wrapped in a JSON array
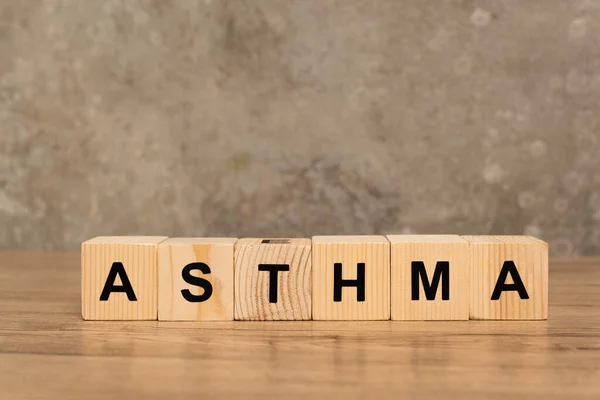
[{"x1": 0, "y1": 252, "x2": 598, "y2": 399}]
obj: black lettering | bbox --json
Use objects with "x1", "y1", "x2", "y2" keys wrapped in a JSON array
[
  {"x1": 258, "y1": 264, "x2": 290, "y2": 303},
  {"x1": 99, "y1": 262, "x2": 137, "y2": 301},
  {"x1": 411, "y1": 261, "x2": 450, "y2": 301},
  {"x1": 181, "y1": 262, "x2": 213, "y2": 302},
  {"x1": 261, "y1": 239, "x2": 290, "y2": 244},
  {"x1": 491, "y1": 260, "x2": 529, "y2": 300},
  {"x1": 333, "y1": 263, "x2": 365, "y2": 302}
]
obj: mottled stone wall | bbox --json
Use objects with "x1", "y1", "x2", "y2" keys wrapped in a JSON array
[{"x1": 0, "y1": 0, "x2": 599, "y2": 255}]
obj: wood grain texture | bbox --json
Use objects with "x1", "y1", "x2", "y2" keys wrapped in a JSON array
[
  {"x1": 234, "y1": 238, "x2": 311, "y2": 320},
  {"x1": 81, "y1": 236, "x2": 167, "y2": 320},
  {"x1": 463, "y1": 235, "x2": 548, "y2": 320},
  {"x1": 158, "y1": 238, "x2": 236, "y2": 321},
  {"x1": 387, "y1": 235, "x2": 469, "y2": 320},
  {"x1": 0, "y1": 252, "x2": 599, "y2": 399},
  {"x1": 312, "y1": 236, "x2": 390, "y2": 320}
]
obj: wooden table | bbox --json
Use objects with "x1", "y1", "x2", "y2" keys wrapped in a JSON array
[{"x1": 0, "y1": 252, "x2": 598, "y2": 399}]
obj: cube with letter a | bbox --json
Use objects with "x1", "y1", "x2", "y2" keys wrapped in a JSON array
[
  {"x1": 463, "y1": 235, "x2": 548, "y2": 320},
  {"x1": 81, "y1": 236, "x2": 167, "y2": 320}
]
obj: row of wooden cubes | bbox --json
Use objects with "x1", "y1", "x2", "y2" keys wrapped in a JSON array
[{"x1": 81, "y1": 235, "x2": 548, "y2": 321}]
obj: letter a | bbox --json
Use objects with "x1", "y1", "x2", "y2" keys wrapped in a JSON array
[
  {"x1": 99, "y1": 262, "x2": 137, "y2": 301},
  {"x1": 491, "y1": 261, "x2": 529, "y2": 300}
]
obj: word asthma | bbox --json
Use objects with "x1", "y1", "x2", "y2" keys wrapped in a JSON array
[{"x1": 81, "y1": 235, "x2": 548, "y2": 321}]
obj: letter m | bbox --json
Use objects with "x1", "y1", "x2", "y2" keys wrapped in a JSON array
[{"x1": 411, "y1": 261, "x2": 450, "y2": 301}]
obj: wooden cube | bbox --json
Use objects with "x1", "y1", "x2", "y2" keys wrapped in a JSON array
[
  {"x1": 234, "y1": 238, "x2": 311, "y2": 320},
  {"x1": 158, "y1": 238, "x2": 236, "y2": 321},
  {"x1": 81, "y1": 236, "x2": 167, "y2": 320},
  {"x1": 387, "y1": 235, "x2": 469, "y2": 320},
  {"x1": 312, "y1": 236, "x2": 390, "y2": 320},
  {"x1": 463, "y1": 235, "x2": 548, "y2": 320}
]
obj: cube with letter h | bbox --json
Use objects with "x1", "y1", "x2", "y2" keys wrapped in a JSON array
[
  {"x1": 81, "y1": 236, "x2": 167, "y2": 320},
  {"x1": 464, "y1": 236, "x2": 548, "y2": 320},
  {"x1": 387, "y1": 235, "x2": 469, "y2": 320},
  {"x1": 312, "y1": 236, "x2": 390, "y2": 320}
]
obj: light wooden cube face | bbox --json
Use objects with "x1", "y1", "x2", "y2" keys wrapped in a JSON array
[
  {"x1": 388, "y1": 235, "x2": 469, "y2": 320},
  {"x1": 234, "y1": 239, "x2": 312, "y2": 321},
  {"x1": 81, "y1": 236, "x2": 167, "y2": 320},
  {"x1": 465, "y1": 236, "x2": 548, "y2": 320},
  {"x1": 312, "y1": 236, "x2": 390, "y2": 320},
  {"x1": 158, "y1": 238, "x2": 236, "y2": 321}
]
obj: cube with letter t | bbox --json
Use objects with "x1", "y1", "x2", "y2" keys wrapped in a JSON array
[
  {"x1": 234, "y1": 238, "x2": 312, "y2": 320},
  {"x1": 464, "y1": 236, "x2": 548, "y2": 320},
  {"x1": 81, "y1": 236, "x2": 167, "y2": 320},
  {"x1": 312, "y1": 236, "x2": 390, "y2": 320}
]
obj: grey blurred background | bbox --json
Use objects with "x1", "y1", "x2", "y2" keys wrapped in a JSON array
[{"x1": 0, "y1": 0, "x2": 599, "y2": 256}]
